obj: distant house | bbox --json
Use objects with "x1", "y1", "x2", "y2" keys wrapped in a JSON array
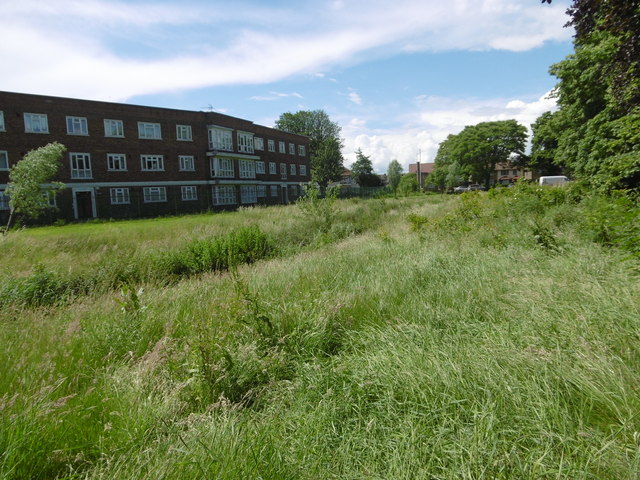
[
  {"x1": 493, "y1": 162, "x2": 534, "y2": 185},
  {"x1": 408, "y1": 162, "x2": 435, "y2": 189}
]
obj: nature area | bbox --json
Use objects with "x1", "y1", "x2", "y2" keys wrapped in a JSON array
[{"x1": 1, "y1": 184, "x2": 639, "y2": 479}]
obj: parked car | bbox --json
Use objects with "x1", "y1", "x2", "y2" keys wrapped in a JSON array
[
  {"x1": 467, "y1": 184, "x2": 486, "y2": 191},
  {"x1": 453, "y1": 185, "x2": 468, "y2": 193}
]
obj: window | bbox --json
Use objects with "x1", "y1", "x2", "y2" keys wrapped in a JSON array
[
  {"x1": 290, "y1": 164, "x2": 296, "y2": 176},
  {"x1": 24, "y1": 113, "x2": 49, "y2": 133},
  {"x1": 240, "y1": 185, "x2": 257, "y2": 204},
  {"x1": 268, "y1": 139, "x2": 275, "y2": 152},
  {"x1": 209, "y1": 127, "x2": 233, "y2": 151},
  {"x1": 300, "y1": 164, "x2": 307, "y2": 176},
  {"x1": 213, "y1": 185, "x2": 236, "y2": 205},
  {"x1": 237, "y1": 131, "x2": 254, "y2": 154},
  {"x1": 269, "y1": 162, "x2": 276, "y2": 175},
  {"x1": 143, "y1": 187, "x2": 167, "y2": 203},
  {"x1": 110, "y1": 188, "x2": 130, "y2": 205},
  {"x1": 239, "y1": 159, "x2": 255, "y2": 179},
  {"x1": 280, "y1": 163, "x2": 287, "y2": 180},
  {"x1": 270, "y1": 185, "x2": 278, "y2": 197},
  {"x1": 0, "y1": 151, "x2": 8, "y2": 170},
  {"x1": 0, "y1": 111, "x2": 5, "y2": 131},
  {"x1": 104, "y1": 119, "x2": 124, "y2": 137},
  {"x1": 289, "y1": 143, "x2": 295, "y2": 155},
  {"x1": 70, "y1": 153, "x2": 92, "y2": 179},
  {"x1": 43, "y1": 190, "x2": 57, "y2": 207},
  {"x1": 254, "y1": 137, "x2": 264, "y2": 150},
  {"x1": 179, "y1": 155, "x2": 195, "y2": 171},
  {"x1": 176, "y1": 125, "x2": 192, "y2": 141},
  {"x1": 181, "y1": 186, "x2": 198, "y2": 201},
  {"x1": 138, "y1": 122, "x2": 161, "y2": 139},
  {"x1": 256, "y1": 161, "x2": 265, "y2": 174},
  {"x1": 66, "y1": 116, "x2": 88, "y2": 135},
  {"x1": 211, "y1": 157, "x2": 233, "y2": 177},
  {"x1": 107, "y1": 153, "x2": 127, "y2": 171},
  {"x1": 141, "y1": 155, "x2": 164, "y2": 171},
  {"x1": 278, "y1": 141, "x2": 286, "y2": 153},
  {"x1": 298, "y1": 145, "x2": 306, "y2": 156},
  {"x1": 257, "y1": 185, "x2": 266, "y2": 197},
  {"x1": 0, "y1": 190, "x2": 9, "y2": 210}
]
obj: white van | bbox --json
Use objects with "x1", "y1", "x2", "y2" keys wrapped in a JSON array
[{"x1": 539, "y1": 176, "x2": 569, "y2": 186}]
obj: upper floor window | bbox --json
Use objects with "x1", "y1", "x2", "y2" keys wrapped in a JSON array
[
  {"x1": 290, "y1": 163, "x2": 296, "y2": 176},
  {"x1": 239, "y1": 159, "x2": 256, "y2": 179},
  {"x1": 138, "y1": 122, "x2": 161, "y2": 140},
  {"x1": 104, "y1": 119, "x2": 124, "y2": 137},
  {"x1": 179, "y1": 155, "x2": 195, "y2": 171},
  {"x1": 107, "y1": 153, "x2": 127, "y2": 171},
  {"x1": 0, "y1": 111, "x2": 5, "y2": 132},
  {"x1": 300, "y1": 164, "x2": 307, "y2": 176},
  {"x1": 289, "y1": 143, "x2": 295, "y2": 155},
  {"x1": 237, "y1": 131, "x2": 254, "y2": 154},
  {"x1": 143, "y1": 186, "x2": 167, "y2": 203},
  {"x1": 176, "y1": 124, "x2": 192, "y2": 141},
  {"x1": 211, "y1": 157, "x2": 233, "y2": 178},
  {"x1": 208, "y1": 126, "x2": 233, "y2": 151},
  {"x1": 24, "y1": 113, "x2": 49, "y2": 133},
  {"x1": 66, "y1": 116, "x2": 88, "y2": 135},
  {"x1": 141, "y1": 154, "x2": 164, "y2": 171},
  {"x1": 298, "y1": 145, "x2": 306, "y2": 156},
  {"x1": 256, "y1": 161, "x2": 265, "y2": 174},
  {"x1": 269, "y1": 162, "x2": 276, "y2": 174},
  {"x1": 280, "y1": 163, "x2": 287, "y2": 180},
  {"x1": 268, "y1": 139, "x2": 275, "y2": 152},
  {"x1": 278, "y1": 141, "x2": 286, "y2": 154},
  {"x1": 0, "y1": 151, "x2": 8, "y2": 171},
  {"x1": 70, "y1": 152, "x2": 92, "y2": 179},
  {"x1": 254, "y1": 137, "x2": 264, "y2": 151}
]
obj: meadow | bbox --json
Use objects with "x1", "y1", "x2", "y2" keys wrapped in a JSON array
[{"x1": 1, "y1": 186, "x2": 639, "y2": 479}]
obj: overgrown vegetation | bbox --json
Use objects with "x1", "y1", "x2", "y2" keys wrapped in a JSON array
[{"x1": 1, "y1": 191, "x2": 638, "y2": 479}]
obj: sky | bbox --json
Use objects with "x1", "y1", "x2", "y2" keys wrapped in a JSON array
[{"x1": 0, "y1": 0, "x2": 574, "y2": 172}]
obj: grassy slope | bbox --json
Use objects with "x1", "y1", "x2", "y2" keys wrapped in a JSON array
[{"x1": 1, "y1": 194, "x2": 638, "y2": 479}]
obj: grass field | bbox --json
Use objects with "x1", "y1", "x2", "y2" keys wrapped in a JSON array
[{"x1": 1, "y1": 188, "x2": 639, "y2": 479}]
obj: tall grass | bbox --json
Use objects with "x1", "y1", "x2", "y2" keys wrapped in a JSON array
[{"x1": 1, "y1": 191, "x2": 638, "y2": 479}]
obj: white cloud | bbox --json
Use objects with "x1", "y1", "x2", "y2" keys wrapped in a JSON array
[{"x1": 348, "y1": 91, "x2": 363, "y2": 105}]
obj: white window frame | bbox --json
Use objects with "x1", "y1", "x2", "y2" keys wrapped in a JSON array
[
  {"x1": 211, "y1": 157, "x2": 234, "y2": 177},
  {"x1": 298, "y1": 145, "x2": 306, "y2": 156},
  {"x1": 239, "y1": 159, "x2": 256, "y2": 179},
  {"x1": 255, "y1": 161, "x2": 265, "y2": 174},
  {"x1": 270, "y1": 185, "x2": 278, "y2": 197},
  {"x1": 141, "y1": 155, "x2": 164, "y2": 171},
  {"x1": 143, "y1": 186, "x2": 167, "y2": 203},
  {"x1": 268, "y1": 139, "x2": 275, "y2": 152},
  {"x1": 138, "y1": 122, "x2": 162, "y2": 140},
  {"x1": 269, "y1": 162, "x2": 276, "y2": 175},
  {"x1": 107, "y1": 153, "x2": 127, "y2": 171},
  {"x1": 213, "y1": 185, "x2": 236, "y2": 205},
  {"x1": 237, "y1": 131, "x2": 254, "y2": 154},
  {"x1": 257, "y1": 185, "x2": 266, "y2": 198},
  {"x1": 208, "y1": 126, "x2": 233, "y2": 152},
  {"x1": 181, "y1": 186, "x2": 198, "y2": 201},
  {"x1": 280, "y1": 163, "x2": 287, "y2": 180},
  {"x1": 279, "y1": 141, "x2": 286, "y2": 154},
  {"x1": 104, "y1": 119, "x2": 124, "y2": 138},
  {"x1": 240, "y1": 185, "x2": 257, "y2": 204},
  {"x1": 289, "y1": 143, "x2": 295, "y2": 155},
  {"x1": 66, "y1": 116, "x2": 88, "y2": 135},
  {"x1": 290, "y1": 164, "x2": 296, "y2": 176},
  {"x1": 300, "y1": 164, "x2": 307, "y2": 176},
  {"x1": 24, "y1": 113, "x2": 49, "y2": 133},
  {"x1": 110, "y1": 187, "x2": 130, "y2": 205},
  {"x1": 0, "y1": 111, "x2": 5, "y2": 132},
  {"x1": 179, "y1": 155, "x2": 195, "y2": 172},
  {"x1": 0, "y1": 190, "x2": 9, "y2": 210},
  {"x1": 70, "y1": 152, "x2": 92, "y2": 179},
  {"x1": 0, "y1": 151, "x2": 8, "y2": 171},
  {"x1": 254, "y1": 137, "x2": 264, "y2": 151},
  {"x1": 176, "y1": 124, "x2": 193, "y2": 141}
]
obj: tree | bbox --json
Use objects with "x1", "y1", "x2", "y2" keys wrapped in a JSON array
[
  {"x1": 397, "y1": 173, "x2": 418, "y2": 195},
  {"x1": 4, "y1": 142, "x2": 66, "y2": 234},
  {"x1": 350, "y1": 149, "x2": 380, "y2": 187},
  {"x1": 530, "y1": 111, "x2": 564, "y2": 175},
  {"x1": 274, "y1": 110, "x2": 344, "y2": 192},
  {"x1": 387, "y1": 159, "x2": 403, "y2": 192}
]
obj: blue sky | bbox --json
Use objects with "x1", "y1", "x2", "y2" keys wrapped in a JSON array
[{"x1": 0, "y1": 0, "x2": 574, "y2": 172}]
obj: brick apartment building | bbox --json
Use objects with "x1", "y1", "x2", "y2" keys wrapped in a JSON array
[{"x1": 0, "y1": 91, "x2": 311, "y2": 223}]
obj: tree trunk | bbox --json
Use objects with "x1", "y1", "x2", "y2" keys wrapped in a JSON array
[{"x1": 3, "y1": 209, "x2": 14, "y2": 236}]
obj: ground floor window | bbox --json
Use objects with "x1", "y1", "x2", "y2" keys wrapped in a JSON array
[
  {"x1": 257, "y1": 185, "x2": 266, "y2": 197},
  {"x1": 143, "y1": 186, "x2": 167, "y2": 203},
  {"x1": 270, "y1": 185, "x2": 278, "y2": 197},
  {"x1": 213, "y1": 185, "x2": 236, "y2": 205},
  {"x1": 110, "y1": 188, "x2": 130, "y2": 205},
  {"x1": 240, "y1": 185, "x2": 257, "y2": 204},
  {"x1": 181, "y1": 185, "x2": 198, "y2": 201},
  {"x1": 0, "y1": 190, "x2": 9, "y2": 210}
]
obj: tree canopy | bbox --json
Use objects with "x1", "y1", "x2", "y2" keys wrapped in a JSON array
[
  {"x1": 350, "y1": 149, "x2": 381, "y2": 187},
  {"x1": 274, "y1": 110, "x2": 344, "y2": 192},
  {"x1": 386, "y1": 160, "x2": 403, "y2": 192}
]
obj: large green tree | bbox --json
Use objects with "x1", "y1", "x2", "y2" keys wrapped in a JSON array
[
  {"x1": 4, "y1": 142, "x2": 66, "y2": 233},
  {"x1": 530, "y1": 111, "x2": 564, "y2": 175},
  {"x1": 386, "y1": 159, "x2": 403, "y2": 192},
  {"x1": 275, "y1": 110, "x2": 344, "y2": 192}
]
